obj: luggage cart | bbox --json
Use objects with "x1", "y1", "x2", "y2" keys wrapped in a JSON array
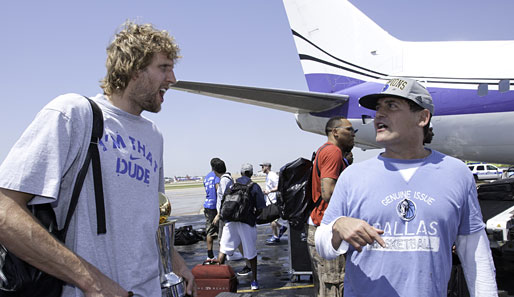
[{"x1": 287, "y1": 225, "x2": 312, "y2": 282}]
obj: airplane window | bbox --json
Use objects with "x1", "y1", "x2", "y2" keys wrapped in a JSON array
[
  {"x1": 499, "y1": 80, "x2": 510, "y2": 93},
  {"x1": 477, "y1": 84, "x2": 488, "y2": 97}
]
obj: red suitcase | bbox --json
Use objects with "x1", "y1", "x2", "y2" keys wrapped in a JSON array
[{"x1": 192, "y1": 263, "x2": 238, "y2": 297}]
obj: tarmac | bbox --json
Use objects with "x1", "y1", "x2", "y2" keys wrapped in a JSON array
[{"x1": 169, "y1": 213, "x2": 314, "y2": 297}]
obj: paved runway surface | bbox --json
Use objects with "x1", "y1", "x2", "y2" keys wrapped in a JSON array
[
  {"x1": 170, "y1": 214, "x2": 314, "y2": 297},
  {"x1": 166, "y1": 180, "x2": 266, "y2": 217}
]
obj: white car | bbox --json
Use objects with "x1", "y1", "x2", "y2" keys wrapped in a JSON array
[
  {"x1": 468, "y1": 163, "x2": 503, "y2": 181},
  {"x1": 502, "y1": 166, "x2": 514, "y2": 179}
]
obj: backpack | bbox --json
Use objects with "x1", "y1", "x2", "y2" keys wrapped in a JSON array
[
  {"x1": 219, "y1": 182, "x2": 255, "y2": 224},
  {"x1": 0, "y1": 97, "x2": 105, "y2": 297},
  {"x1": 276, "y1": 144, "x2": 331, "y2": 230}
]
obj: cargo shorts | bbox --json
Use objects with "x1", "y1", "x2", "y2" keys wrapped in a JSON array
[{"x1": 204, "y1": 208, "x2": 219, "y2": 236}]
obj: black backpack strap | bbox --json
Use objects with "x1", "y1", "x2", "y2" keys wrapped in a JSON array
[
  {"x1": 310, "y1": 143, "x2": 335, "y2": 209},
  {"x1": 62, "y1": 97, "x2": 106, "y2": 239},
  {"x1": 88, "y1": 98, "x2": 106, "y2": 235},
  {"x1": 314, "y1": 143, "x2": 332, "y2": 177}
]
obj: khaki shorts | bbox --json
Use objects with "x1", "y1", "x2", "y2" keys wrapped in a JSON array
[{"x1": 307, "y1": 224, "x2": 345, "y2": 297}]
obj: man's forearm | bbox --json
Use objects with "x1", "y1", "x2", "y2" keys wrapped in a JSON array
[
  {"x1": 320, "y1": 178, "x2": 337, "y2": 202},
  {"x1": 314, "y1": 217, "x2": 348, "y2": 259},
  {"x1": 456, "y1": 229, "x2": 498, "y2": 297}
]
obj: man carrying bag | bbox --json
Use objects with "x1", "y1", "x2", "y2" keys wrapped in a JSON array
[{"x1": 0, "y1": 21, "x2": 195, "y2": 297}]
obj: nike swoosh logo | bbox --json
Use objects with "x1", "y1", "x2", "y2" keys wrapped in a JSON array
[{"x1": 130, "y1": 155, "x2": 140, "y2": 161}]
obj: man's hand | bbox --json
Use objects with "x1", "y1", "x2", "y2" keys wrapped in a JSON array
[
  {"x1": 212, "y1": 214, "x2": 220, "y2": 226},
  {"x1": 178, "y1": 265, "x2": 196, "y2": 297},
  {"x1": 332, "y1": 217, "x2": 385, "y2": 252},
  {"x1": 173, "y1": 249, "x2": 197, "y2": 296}
]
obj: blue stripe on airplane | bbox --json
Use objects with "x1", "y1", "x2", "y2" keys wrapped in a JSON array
[{"x1": 305, "y1": 74, "x2": 514, "y2": 119}]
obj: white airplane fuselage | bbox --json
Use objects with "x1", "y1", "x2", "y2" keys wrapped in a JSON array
[{"x1": 171, "y1": 0, "x2": 514, "y2": 164}]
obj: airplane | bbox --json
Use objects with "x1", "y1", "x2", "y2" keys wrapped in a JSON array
[{"x1": 169, "y1": 0, "x2": 514, "y2": 165}]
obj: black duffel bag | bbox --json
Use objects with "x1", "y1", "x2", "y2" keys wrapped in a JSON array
[
  {"x1": 0, "y1": 205, "x2": 66, "y2": 296},
  {"x1": 256, "y1": 198, "x2": 281, "y2": 225}
]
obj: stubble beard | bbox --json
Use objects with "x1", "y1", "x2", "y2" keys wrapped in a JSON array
[{"x1": 130, "y1": 83, "x2": 162, "y2": 114}]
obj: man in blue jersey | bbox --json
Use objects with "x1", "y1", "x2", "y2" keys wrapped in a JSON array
[
  {"x1": 203, "y1": 158, "x2": 222, "y2": 261},
  {"x1": 315, "y1": 78, "x2": 498, "y2": 297}
]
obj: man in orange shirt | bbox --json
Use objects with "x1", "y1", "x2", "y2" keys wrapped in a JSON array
[{"x1": 307, "y1": 116, "x2": 356, "y2": 297}]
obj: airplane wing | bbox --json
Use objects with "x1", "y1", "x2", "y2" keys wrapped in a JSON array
[{"x1": 169, "y1": 80, "x2": 348, "y2": 113}]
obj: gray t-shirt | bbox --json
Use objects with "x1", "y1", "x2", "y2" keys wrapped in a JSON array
[{"x1": 0, "y1": 93, "x2": 164, "y2": 296}]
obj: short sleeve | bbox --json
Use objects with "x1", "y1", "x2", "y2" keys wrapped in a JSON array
[
  {"x1": 318, "y1": 146, "x2": 343, "y2": 180},
  {"x1": 0, "y1": 110, "x2": 74, "y2": 200},
  {"x1": 0, "y1": 94, "x2": 91, "y2": 203}
]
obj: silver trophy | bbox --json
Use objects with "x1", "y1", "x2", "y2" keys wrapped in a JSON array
[{"x1": 157, "y1": 192, "x2": 186, "y2": 297}]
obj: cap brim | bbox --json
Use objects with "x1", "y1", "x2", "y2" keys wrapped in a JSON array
[
  {"x1": 358, "y1": 93, "x2": 387, "y2": 111},
  {"x1": 359, "y1": 93, "x2": 410, "y2": 111}
]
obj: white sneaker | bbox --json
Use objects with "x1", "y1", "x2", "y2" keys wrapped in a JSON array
[{"x1": 227, "y1": 251, "x2": 243, "y2": 261}]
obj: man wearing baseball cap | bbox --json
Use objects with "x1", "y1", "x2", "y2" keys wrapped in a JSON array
[
  {"x1": 314, "y1": 78, "x2": 498, "y2": 296},
  {"x1": 259, "y1": 162, "x2": 287, "y2": 245},
  {"x1": 217, "y1": 163, "x2": 266, "y2": 290}
]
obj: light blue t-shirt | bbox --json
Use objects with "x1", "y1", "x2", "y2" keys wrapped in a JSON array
[
  {"x1": 203, "y1": 171, "x2": 220, "y2": 210},
  {"x1": 322, "y1": 150, "x2": 485, "y2": 297}
]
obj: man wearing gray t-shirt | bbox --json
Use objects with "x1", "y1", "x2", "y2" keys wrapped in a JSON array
[{"x1": 0, "y1": 22, "x2": 195, "y2": 296}]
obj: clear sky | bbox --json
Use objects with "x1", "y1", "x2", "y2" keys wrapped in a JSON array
[{"x1": 1, "y1": 1, "x2": 513, "y2": 177}]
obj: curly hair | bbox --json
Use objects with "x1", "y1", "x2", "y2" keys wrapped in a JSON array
[{"x1": 100, "y1": 21, "x2": 180, "y2": 96}]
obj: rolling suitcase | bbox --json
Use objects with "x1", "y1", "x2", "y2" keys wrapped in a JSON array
[{"x1": 192, "y1": 262, "x2": 238, "y2": 297}]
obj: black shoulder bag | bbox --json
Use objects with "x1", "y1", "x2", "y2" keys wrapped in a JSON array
[{"x1": 0, "y1": 97, "x2": 106, "y2": 297}]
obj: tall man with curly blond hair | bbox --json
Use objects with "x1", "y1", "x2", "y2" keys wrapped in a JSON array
[{"x1": 0, "y1": 21, "x2": 195, "y2": 296}]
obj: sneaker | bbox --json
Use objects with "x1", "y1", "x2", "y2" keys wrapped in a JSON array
[
  {"x1": 237, "y1": 266, "x2": 252, "y2": 276},
  {"x1": 227, "y1": 250, "x2": 243, "y2": 261},
  {"x1": 250, "y1": 280, "x2": 259, "y2": 290},
  {"x1": 278, "y1": 226, "x2": 288, "y2": 238},
  {"x1": 265, "y1": 236, "x2": 280, "y2": 245},
  {"x1": 205, "y1": 257, "x2": 217, "y2": 264}
]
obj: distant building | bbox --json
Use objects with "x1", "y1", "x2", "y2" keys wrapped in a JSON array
[{"x1": 171, "y1": 175, "x2": 203, "y2": 182}]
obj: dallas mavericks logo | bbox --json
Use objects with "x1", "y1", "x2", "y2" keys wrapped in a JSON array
[{"x1": 396, "y1": 198, "x2": 416, "y2": 221}]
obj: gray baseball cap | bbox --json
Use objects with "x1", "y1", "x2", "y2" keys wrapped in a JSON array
[
  {"x1": 241, "y1": 163, "x2": 253, "y2": 173},
  {"x1": 359, "y1": 78, "x2": 434, "y2": 114}
]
